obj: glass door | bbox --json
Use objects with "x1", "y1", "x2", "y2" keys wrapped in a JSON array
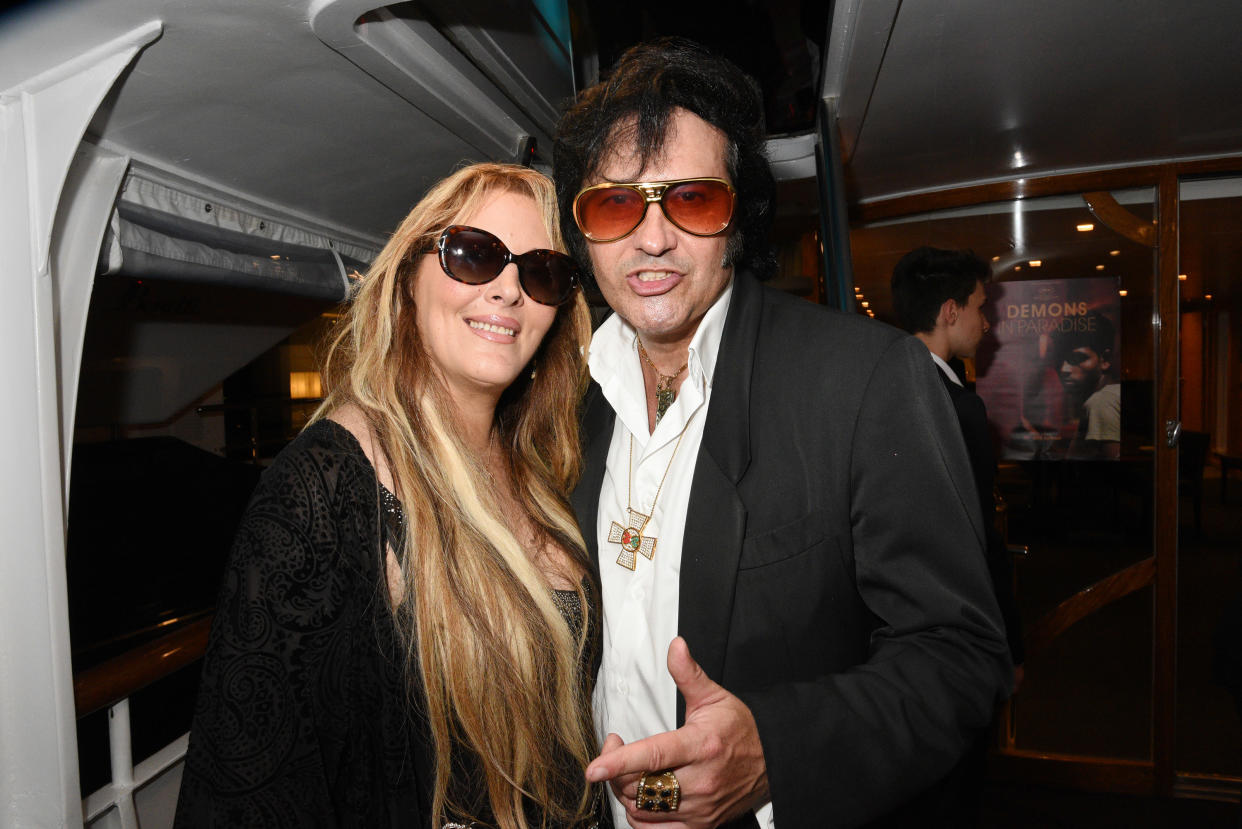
[
  {"x1": 851, "y1": 185, "x2": 1164, "y2": 784},
  {"x1": 1175, "y1": 176, "x2": 1242, "y2": 792}
]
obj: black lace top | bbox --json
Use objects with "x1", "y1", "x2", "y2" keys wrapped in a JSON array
[{"x1": 175, "y1": 419, "x2": 597, "y2": 828}]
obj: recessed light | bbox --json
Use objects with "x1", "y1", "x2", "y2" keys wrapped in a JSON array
[
  {"x1": 1178, "y1": 274, "x2": 1187, "y2": 281},
  {"x1": 1205, "y1": 294, "x2": 1214, "y2": 300},
  {"x1": 1118, "y1": 289, "x2": 1128, "y2": 297},
  {"x1": 1109, "y1": 250, "x2": 1120, "y2": 256},
  {"x1": 861, "y1": 301, "x2": 870, "y2": 308},
  {"x1": 1028, "y1": 260, "x2": 1042, "y2": 267},
  {"x1": 1077, "y1": 223, "x2": 1094, "y2": 232},
  {"x1": 1095, "y1": 265, "x2": 1105, "y2": 271}
]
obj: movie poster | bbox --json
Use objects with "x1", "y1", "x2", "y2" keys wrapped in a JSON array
[{"x1": 977, "y1": 277, "x2": 1121, "y2": 461}]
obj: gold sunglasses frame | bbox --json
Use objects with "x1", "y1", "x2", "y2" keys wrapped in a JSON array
[{"x1": 572, "y1": 177, "x2": 737, "y2": 243}]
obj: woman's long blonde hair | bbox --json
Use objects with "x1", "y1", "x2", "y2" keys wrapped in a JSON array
[{"x1": 312, "y1": 163, "x2": 597, "y2": 829}]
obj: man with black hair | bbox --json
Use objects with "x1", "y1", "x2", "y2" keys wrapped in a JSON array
[
  {"x1": 891, "y1": 246, "x2": 1026, "y2": 825},
  {"x1": 890, "y1": 246, "x2": 1024, "y2": 669},
  {"x1": 555, "y1": 38, "x2": 1010, "y2": 829},
  {"x1": 1055, "y1": 311, "x2": 1121, "y2": 459}
]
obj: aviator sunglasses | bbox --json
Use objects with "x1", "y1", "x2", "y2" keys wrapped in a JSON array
[
  {"x1": 436, "y1": 225, "x2": 581, "y2": 306},
  {"x1": 572, "y1": 177, "x2": 737, "y2": 243}
]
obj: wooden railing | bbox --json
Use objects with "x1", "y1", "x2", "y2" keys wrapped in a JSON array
[
  {"x1": 75, "y1": 614, "x2": 214, "y2": 829},
  {"x1": 1022, "y1": 557, "x2": 1156, "y2": 664},
  {"x1": 74, "y1": 614, "x2": 213, "y2": 718}
]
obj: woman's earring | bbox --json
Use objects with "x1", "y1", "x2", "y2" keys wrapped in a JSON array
[{"x1": 529, "y1": 359, "x2": 538, "y2": 380}]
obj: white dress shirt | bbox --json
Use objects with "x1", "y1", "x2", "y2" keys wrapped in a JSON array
[
  {"x1": 589, "y1": 283, "x2": 775, "y2": 828},
  {"x1": 929, "y1": 351, "x2": 963, "y2": 387}
]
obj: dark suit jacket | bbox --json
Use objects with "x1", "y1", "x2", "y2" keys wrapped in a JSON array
[
  {"x1": 937, "y1": 370, "x2": 1025, "y2": 663},
  {"x1": 573, "y1": 274, "x2": 1012, "y2": 828}
]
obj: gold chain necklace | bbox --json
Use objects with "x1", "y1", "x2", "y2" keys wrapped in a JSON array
[
  {"x1": 636, "y1": 337, "x2": 688, "y2": 423},
  {"x1": 607, "y1": 425, "x2": 691, "y2": 570}
]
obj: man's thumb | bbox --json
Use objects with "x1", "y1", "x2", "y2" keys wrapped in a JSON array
[{"x1": 667, "y1": 636, "x2": 716, "y2": 707}]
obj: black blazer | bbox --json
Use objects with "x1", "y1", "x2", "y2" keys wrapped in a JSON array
[
  {"x1": 573, "y1": 274, "x2": 1011, "y2": 829},
  {"x1": 938, "y1": 370, "x2": 1025, "y2": 664}
]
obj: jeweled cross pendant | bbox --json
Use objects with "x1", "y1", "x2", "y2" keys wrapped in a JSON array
[{"x1": 608, "y1": 508, "x2": 658, "y2": 570}]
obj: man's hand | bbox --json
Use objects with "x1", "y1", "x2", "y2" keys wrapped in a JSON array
[{"x1": 586, "y1": 637, "x2": 769, "y2": 828}]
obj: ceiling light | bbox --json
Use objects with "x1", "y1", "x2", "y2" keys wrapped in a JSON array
[
  {"x1": 1178, "y1": 274, "x2": 1188, "y2": 281},
  {"x1": 1028, "y1": 260, "x2": 1042, "y2": 267},
  {"x1": 1015, "y1": 265, "x2": 1022, "y2": 271},
  {"x1": 1076, "y1": 223, "x2": 1094, "y2": 232},
  {"x1": 861, "y1": 301, "x2": 870, "y2": 308},
  {"x1": 1095, "y1": 265, "x2": 1105, "y2": 271},
  {"x1": 1109, "y1": 250, "x2": 1120, "y2": 256},
  {"x1": 991, "y1": 255, "x2": 1000, "y2": 262},
  {"x1": 1118, "y1": 289, "x2": 1128, "y2": 297},
  {"x1": 1205, "y1": 294, "x2": 1213, "y2": 300}
]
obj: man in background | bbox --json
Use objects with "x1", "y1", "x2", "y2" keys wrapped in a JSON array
[
  {"x1": 892, "y1": 247, "x2": 1026, "y2": 825},
  {"x1": 891, "y1": 246, "x2": 1024, "y2": 675}
]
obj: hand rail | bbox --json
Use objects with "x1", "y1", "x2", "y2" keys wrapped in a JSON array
[
  {"x1": 1022, "y1": 556, "x2": 1156, "y2": 663},
  {"x1": 74, "y1": 615, "x2": 213, "y2": 718}
]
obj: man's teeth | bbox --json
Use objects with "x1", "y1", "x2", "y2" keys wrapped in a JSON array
[
  {"x1": 636, "y1": 272, "x2": 671, "y2": 282},
  {"x1": 469, "y1": 320, "x2": 515, "y2": 336}
]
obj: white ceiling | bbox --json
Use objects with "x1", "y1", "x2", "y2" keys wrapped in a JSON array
[
  {"x1": 1, "y1": 0, "x2": 570, "y2": 246},
  {"x1": 4, "y1": 0, "x2": 1242, "y2": 240},
  {"x1": 828, "y1": 0, "x2": 1242, "y2": 205}
]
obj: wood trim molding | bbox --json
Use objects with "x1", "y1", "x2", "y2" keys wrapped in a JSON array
[
  {"x1": 74, "y1": 615, "x2": 213, "y2": 718},
  {"x1": 1084, "y1": 191, "x2": 1156, "y2": 247},
  {"x1": 1023, "y1": 557, "x2": 1156, "y2": 662},
  {"x1": 989, "y1": 750, "x2": 1154, "y2": 795},
  {"x1": 851, "y1": 155, "x2": 1242, "y2": 225},
  {"x1": 1152, "y1": 166, "x2": 1182, "y2": 797}
]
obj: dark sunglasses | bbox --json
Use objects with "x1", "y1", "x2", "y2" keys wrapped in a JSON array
[
  {"x1": 572, "y1": 177, "x2": 736, "y2": 243},
  {"x1": 436, "y1": 225, "x2": 580, "y2": 306}
]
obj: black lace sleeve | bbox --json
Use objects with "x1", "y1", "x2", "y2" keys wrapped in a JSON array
[{"x1": 174, "y1": 424, "x2": 424, "y2": 828}]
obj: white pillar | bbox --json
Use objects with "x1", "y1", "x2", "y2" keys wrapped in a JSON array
[{"x1": 0, "y1": 21, "x2": 161, "y2": 828}]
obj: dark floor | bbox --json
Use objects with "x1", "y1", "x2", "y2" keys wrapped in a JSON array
[{"x1": 981, "y1": 781, "x2": 1240, "y2": 828}]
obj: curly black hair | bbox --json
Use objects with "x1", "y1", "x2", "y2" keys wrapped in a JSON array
[{"x1": 552, "y1": 37, "x2": 776, "y2": 281}]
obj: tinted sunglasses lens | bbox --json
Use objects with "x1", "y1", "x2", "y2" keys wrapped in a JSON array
[
  {"x1": 576, "y1": 186, "x2": 646, "y2": 241},
  {"x1": 663, "y1": 180, "x2": 734, "y2": 236},
  {"x1": 516, "y1": 251, "x2": 578, "y2": 305},
  {"x1": 442, "y1": 227, "x2": 505, "y2": 284}
]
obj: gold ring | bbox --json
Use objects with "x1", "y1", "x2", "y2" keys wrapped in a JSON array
[{"x1": 636, "y1": 769, "x2": 680, "y2": 812}]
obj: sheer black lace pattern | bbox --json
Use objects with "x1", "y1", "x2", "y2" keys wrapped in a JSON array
[
  {"x1": 175, "y1": 420, "x2": 599, "y2": 828},
  {"x1": 177, "y1": 421, "x2": 428, "y2": 827}
]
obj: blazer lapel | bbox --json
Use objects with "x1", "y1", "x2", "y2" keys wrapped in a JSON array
[
  {"x1": 676, "y1": 274, "x2": 762, "y2": 723},
  {"x1": 573, "y1": 381, "x2": 613, "y2": 575}
]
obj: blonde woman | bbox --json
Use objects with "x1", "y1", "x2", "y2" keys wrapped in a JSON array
[{"x1": 176, "y1": 164, "x2": 600, "y2": 829}]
